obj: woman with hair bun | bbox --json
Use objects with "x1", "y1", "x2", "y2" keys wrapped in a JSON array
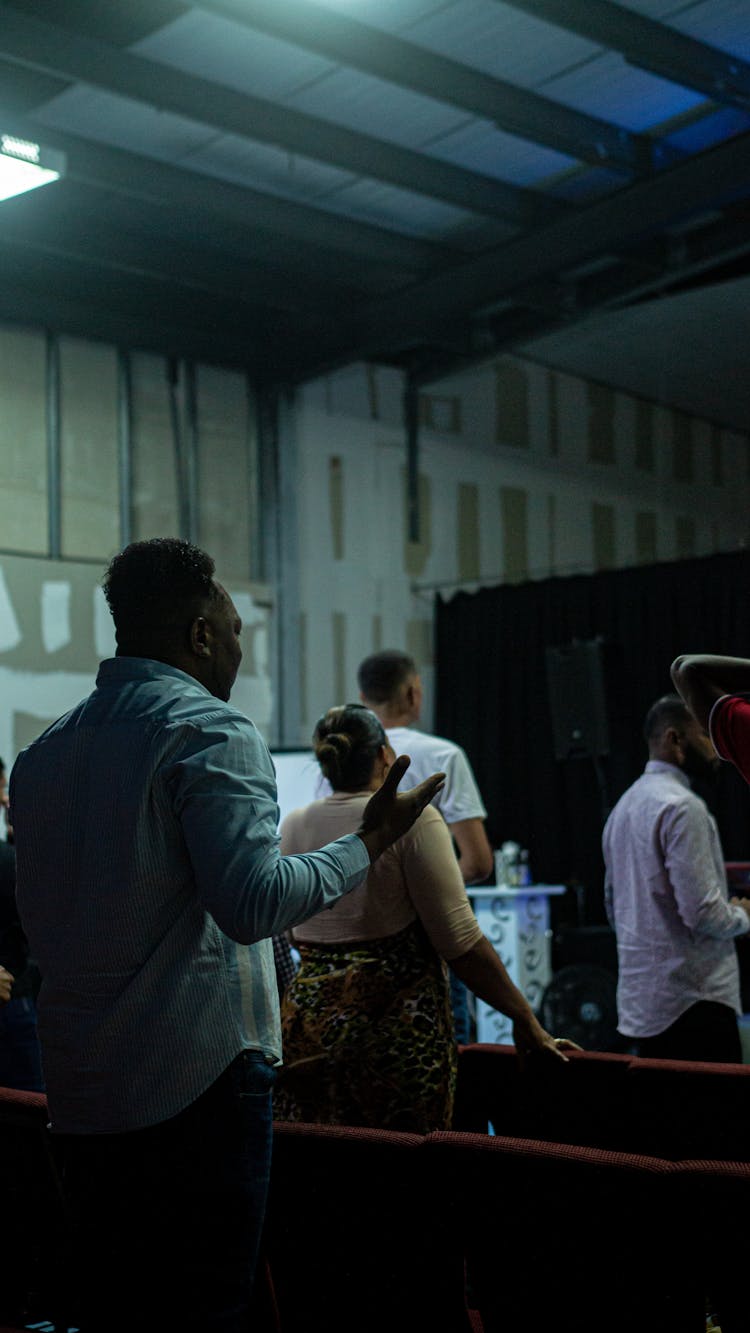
[{"x1": 274, "y1": 704, "x2": 574, "y2": 1132}]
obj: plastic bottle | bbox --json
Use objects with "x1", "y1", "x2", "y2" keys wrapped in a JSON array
[{"x1": 500, "y1": 840, "x2": 520, "y2": 886}]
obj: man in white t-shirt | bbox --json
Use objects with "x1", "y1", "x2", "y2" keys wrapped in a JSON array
[{"x1": 357, "y1": 650, "x2": 493, "y2": 886}]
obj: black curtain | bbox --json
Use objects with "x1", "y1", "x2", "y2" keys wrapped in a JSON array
[{"x1": 435, "y1": 550, "x2": 750, "y2": 926}]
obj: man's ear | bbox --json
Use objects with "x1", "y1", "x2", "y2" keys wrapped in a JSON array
[
  {"x1": 664, "y1": 726, "x2": 684, "y2": 756},
  {"x1": 189, "y1": 615, "x2": 211, "y2": 658}
]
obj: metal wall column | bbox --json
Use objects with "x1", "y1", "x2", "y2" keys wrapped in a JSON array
[
  {"x1": 404, "y1": 375, "x2": 420, "y2": 544},
  {"x1": 256, "y1": 385, "x2": 301, "y2": 747},
  {"x1": 46, "y1": 332, "x2": 61, "y2": 559},
  {"x1": 117, "y1": 349, "x2": 133, "y2": 548}
]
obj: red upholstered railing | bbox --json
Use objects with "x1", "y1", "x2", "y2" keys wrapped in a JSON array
[{"x1": 453, "y1": 1042, "x2": 750, "y2": 1160}]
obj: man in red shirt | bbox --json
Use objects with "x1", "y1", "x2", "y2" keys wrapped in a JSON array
[{"x1": 672, "y1": 655, "x2": 750, "y2": 783}]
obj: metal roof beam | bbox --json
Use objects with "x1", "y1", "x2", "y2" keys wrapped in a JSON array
[
  {"x1": 200, "y1": 0, "x2": 664, "y2": 175},
  {"x1": 0, "y1": 268, "x2": 267, "y2": 371},
  {"x1": 0, "y1": 191, "x2": 366, "y2": 318},
  {"x1": 0, "y1": 104, "x2": 453, "y2": 276},
  {"x1": 272, "y1": 128, "x2": 750, "y2": 381},
  {"x1": 501, "y1": 0, "x2": 750, "y2": 111},
  {"x1": 0, "y1": 4, "x2": 565, "y2": 226},
  {"x1": 0, "y1": 231, "x2": 275, "y2": 357}
]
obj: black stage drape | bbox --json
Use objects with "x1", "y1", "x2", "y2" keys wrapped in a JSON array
[{"x1": 435, "y1": 550, "x2": 750, "y2": 925}]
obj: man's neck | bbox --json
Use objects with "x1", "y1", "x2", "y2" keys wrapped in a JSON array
[{"x1": 368, "y1": 704, "x2": 416, "y2": 730}]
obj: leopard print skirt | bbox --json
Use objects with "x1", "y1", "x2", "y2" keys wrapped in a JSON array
[{"x1": 274, "y1": 920, "x2": 456, "y2": 1134}]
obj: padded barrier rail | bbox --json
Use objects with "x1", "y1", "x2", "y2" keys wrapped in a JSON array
[
  {"x1": 453, "y1": 1042, "x2": 750, "y2": 1159},
  {"x1": 5, "y1": 1064, "x2": 750, "y2": 1333}
]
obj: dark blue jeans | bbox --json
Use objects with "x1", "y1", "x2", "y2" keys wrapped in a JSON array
[{"x1": 59, "y1": 1050, "x2": 276, "y2": 1332}]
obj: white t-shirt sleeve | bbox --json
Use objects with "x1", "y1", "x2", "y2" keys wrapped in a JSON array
[{"x1": 436, "y1": 745, "x2": 487, "y2": 825}]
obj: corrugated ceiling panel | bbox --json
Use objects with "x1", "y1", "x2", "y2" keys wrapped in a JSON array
[
  {"x1": 318, "y1": 177, "x2": 487, "y2": 237},
  {"x1": 428, "y1": 119, "x2": 576, "y2": 183},
  {"x1": 315, "y1": 0, "x2": 444, "y2": 31},
  {"x1": 33, "y1": 85, "x2": 358, "y2": 205},
  {"x1": 666, "y1": 106, "x2": 750, "y2": 155},
  {"x1": 285, "y1": 68, "x2": 469, "y2": 149},
  {"x1": 617, "y1": 1, "x2": 697, "y2": 17},
  {"x1": 34, "y1": 85, "x2": 218, "y2": 160},
  {"x1": 622, "y1": 0, "x2": 750, "y2": 37},
  {"x1": 538, "y1": 0, "x2": 750, "y2": 62},
  {"x1": 547, "y1": 165, "x2": 631, "y2": 203},
  {"x1": 405, "y1": 0, "x2": 600, "y2": 87},
  {"x1": 131, "y1": 10, "x2": 336, "y2": 100},
  {"x1": 667, "y1": 0, "x2": 750, "y2": 59},
  {"x1": 541, "y1": 52, "x2": 706, "y2": 130},
  {"x1": 183, "y1": 135, "x2": 356, "y2": 199}
]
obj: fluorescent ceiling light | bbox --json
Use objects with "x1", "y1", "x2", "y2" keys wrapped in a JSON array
[{"x1": 0, "y1": 134, "x2": 65, "y2": 203}]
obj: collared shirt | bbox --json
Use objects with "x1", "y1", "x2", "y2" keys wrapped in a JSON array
[
  {"x1": 602, "y1": 760, "x2": 748, "y2": 1038},
  {"x1": 10, "y1": 657, "x2": 369, "y2": 1134}
]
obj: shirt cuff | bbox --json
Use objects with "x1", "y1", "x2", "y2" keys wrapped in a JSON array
[{"x1": 326, "y1": 832, "x2": 371, "y2": 892}]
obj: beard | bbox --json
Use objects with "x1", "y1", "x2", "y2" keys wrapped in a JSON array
[{"x1": 682, "y1": 740, "x2": 720, "y2": 786}]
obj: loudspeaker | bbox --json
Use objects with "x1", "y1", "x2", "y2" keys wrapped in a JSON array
[{"x1": 545, "y1": 639, "x2": 610, "y2": 759}]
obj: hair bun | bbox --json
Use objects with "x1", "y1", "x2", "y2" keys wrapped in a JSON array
[
  {"x1": 315, "y1": 731, "x2": 352, "y2": 758},
  {"x1": 312, "y1": 705, "x2": 386, "y2": 792}
]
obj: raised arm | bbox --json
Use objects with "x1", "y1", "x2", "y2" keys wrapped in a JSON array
[
  {"x1": 173, "y1": 728, "x2": 444, "y2": 944},
  {"x1": 671, "y1": 655, "x2": 750, "y2": 730}
]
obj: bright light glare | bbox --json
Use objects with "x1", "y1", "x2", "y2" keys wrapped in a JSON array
[{"x1": 0, "y1": 135, "x2": 63, "y2": 202}]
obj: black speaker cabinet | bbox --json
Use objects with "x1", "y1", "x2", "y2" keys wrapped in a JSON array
[{"x1": 545, "y1": 639, "x2": 610, "y2": 759}]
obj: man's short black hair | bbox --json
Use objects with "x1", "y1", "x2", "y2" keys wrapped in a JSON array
[
  {"x1": 643, "y1": 694, "x2": 692, "y2": 745},
  {"x1": 103, "y1": 538, "x2": 221, "y2": 651},
  {"x1": 357, "y1": 650, "x2": 416, "y2": 704}
]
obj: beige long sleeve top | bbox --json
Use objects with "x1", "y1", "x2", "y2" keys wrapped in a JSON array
[{"x1": 280, "y1": 792, "x2": 483, "y2": 961}]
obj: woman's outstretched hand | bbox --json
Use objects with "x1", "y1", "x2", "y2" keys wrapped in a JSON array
[
  {"x1": 513, "y1": 1013, "x2": 582, "y2": 1065},
  {"x1": 357, "y1": 754, "x2": 445, "y2": 863}
]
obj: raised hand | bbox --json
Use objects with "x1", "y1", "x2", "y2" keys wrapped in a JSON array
[
  {"x1": 730, "y1": 895, "x2": 750, "y2": 923},
  {"x1": 357, "y1": 754, "x2": 445, "y2": 863}
]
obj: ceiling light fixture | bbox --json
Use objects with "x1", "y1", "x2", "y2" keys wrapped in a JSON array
[{"x1": 0, "y1": 133, "x2": 65, "y2": 203}]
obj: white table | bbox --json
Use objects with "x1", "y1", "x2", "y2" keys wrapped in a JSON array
[{"x1": 466, "y1": 882, "x2": 566, "y2": 1044}]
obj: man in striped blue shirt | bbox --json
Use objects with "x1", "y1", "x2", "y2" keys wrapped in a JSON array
[{"x1": 10, "y1": 537, "x2": 443, "y2": 1333}]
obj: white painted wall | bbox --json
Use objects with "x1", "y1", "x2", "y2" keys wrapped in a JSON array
[
  {"x1": 0, "y1": 318, "x2": 746, "y2": 755},
  {"x1": 293, "y1": 354, "x2": 750, "y2": 743}
]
